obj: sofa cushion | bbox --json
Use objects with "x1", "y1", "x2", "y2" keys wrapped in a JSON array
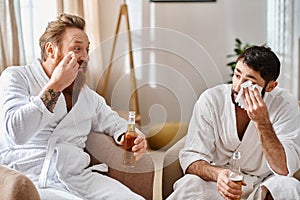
[
  {"x1": 147, "y1": 122, "x2": 188, "y2": 150},
  {"x1": 0, "y1": 165, "x2": 40, "y2": 200}
]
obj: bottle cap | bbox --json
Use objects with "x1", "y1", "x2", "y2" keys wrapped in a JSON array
[
  {"x1": 233, "y1": 151, "x2": 241, "y2": 160},
  {"x1": 129, "y1": 111, "x2": 135, "y2": 116}
]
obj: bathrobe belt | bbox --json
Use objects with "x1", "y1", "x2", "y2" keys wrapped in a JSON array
[
  {"x1": 39, "y1": 136, "x2": 60, "y2": 188},
  {"x1": 38, "y1": 137, "x2": 109, "y2": 188}
]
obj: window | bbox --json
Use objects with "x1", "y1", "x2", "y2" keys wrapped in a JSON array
[
  {"x1": 19, "y1": 0, "x2": 57, "y2": 63},
  {"x1": 267, "y1": 0, "x2": 299, "y2": 98}
]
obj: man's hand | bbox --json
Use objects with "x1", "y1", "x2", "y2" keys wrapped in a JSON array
[
  {"x1": 243, "y1": 87, "x2": 269, "y2": 123},
  {"x1": 132, "y1": 129, "x2": 147, "y2": 160},
  {"x1": 49, "y1": 51, "x2": 80, "y2": 92},
  {"x1": 120, "y1": 129, "x2": 147, "y2": 160},
  {"x1": 217, "y1": 169, "x2": 246, "y2": 200},
  {"x1": 39, "y1": 51, "x2": 80, "y2": 112},
  {"x1": 243, "y1": 88, "x2": 289, "y2": 175}
]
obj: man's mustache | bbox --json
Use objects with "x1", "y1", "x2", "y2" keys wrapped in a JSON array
[
  {"x1": 78, "y1": 60, "x2": 88, "y2": 72},
  {"x1": 54, "y1": 55, "x2": 88, "y2": 71}
]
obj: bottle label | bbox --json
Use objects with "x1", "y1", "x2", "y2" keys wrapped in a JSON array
[{"x1": 127, "y1": 123, "x2": 135, "y2": 132}]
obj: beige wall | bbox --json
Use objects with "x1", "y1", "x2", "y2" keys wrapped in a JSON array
[{"x1": 89, "y1": 0, "x2": 267, "y2": 131}]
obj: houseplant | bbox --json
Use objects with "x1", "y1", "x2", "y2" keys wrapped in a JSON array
[{"x1": 226, "y1": 38, "x2": 251, "y2": 83}]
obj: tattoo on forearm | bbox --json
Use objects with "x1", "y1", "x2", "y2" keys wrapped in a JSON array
[{"x1": 40, "y1": 89, "x2": 61, "y2": 112}]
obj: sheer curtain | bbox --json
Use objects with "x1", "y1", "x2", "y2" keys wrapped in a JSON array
[
  {"x1": 56, "y1": 0, "x2": 102, "y2": 50},
  {"x1": 267, "y1": 0, "x2": 300, "y2": 98},
  {"x1": 0, "y1": 0, "x2": 24, "y2": 73},
  {"x1": 57, "y1": 0, "x2": 84, "y2": 18},
  {"x1": 0, "y1": 0, "x2": 57, "y2": 74}
]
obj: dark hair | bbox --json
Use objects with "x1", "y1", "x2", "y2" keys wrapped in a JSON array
[
  {"x1": 236, "y1": 45, "x2": 280, "y2": 82},
  {"x1": 39, "y1": 13, "x2": 85, "y2": 61}
]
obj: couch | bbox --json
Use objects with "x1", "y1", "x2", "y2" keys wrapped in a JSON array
[
  {"x1": 162, "y1": 136, "x2": 186, "y2": 199},
  {"x1": 162, "y1": 101, "x2": 300, "y2": 199},
  {"x1": 0, "y1": 132, "x2": 155, "y2": 200},
  {"x1": 147, "y1": 122, "x2": 188, "y2": 150}
]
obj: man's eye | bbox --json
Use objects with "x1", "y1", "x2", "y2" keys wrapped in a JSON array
[
  {"x1": 74, "y1": 47, "x2": 81, "y2": 52},
  {"x1": 234, "y1": 73, "x2": 240, "y2": 79}
]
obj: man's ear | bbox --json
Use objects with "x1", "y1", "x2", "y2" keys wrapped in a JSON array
[
  {"x1": 45, "y1": 42, "x2": 55, "y2": 59},
  {"x1": 265, "y1": 81, "x2": 278, "y2": 92}
]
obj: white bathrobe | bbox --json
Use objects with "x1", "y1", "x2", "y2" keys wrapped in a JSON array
[
  {"x1": 174, "y1": 84, "x2": 300, "y2": 199},
  {"x1": 0, "y1": 59, "x2": 143, "y2": 200}
]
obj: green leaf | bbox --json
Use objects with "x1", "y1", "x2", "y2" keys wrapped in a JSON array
[
  {"x1": 226, "y1": 38, "x2": 258, "y2": 82},
  {"x1": 235, "y1": 38, "x2": 241, "y2": 44},
  {"x1": 226, "y1": 54, "x2": 236, "y2": 58},
  {"x1": 226, "y1": 61, "x2": 236, "y2": 66},
  {"x1": 234, "y1": 48, "x2": 243, "y2": 54}
]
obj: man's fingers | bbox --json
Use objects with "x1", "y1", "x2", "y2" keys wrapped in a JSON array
[
  {"x1": 68, "y1": 55, "x2": 78, "y2": 68},
  {"x1": 60, "y1": 51, "x2": 78, "y2": 68},
  {"x1": 134, "y1": 135, "x2": 145, "y2": 145},
  {"x1": 60, "y1": 51, "x2": 74, "y2": 64},
  {"x1": 217, "y1": 169, "x2": 243, "y2": 200},
  {"x1": 242, "y1": 179, "x2": 247, "y2": 186},
  {"x1": 132, "y1": 139, "x2": 147, "y2": 152}
]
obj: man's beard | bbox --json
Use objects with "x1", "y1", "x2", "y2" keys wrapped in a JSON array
[
  {"x1": 64, "y1": 61, "x2": 87, "y2": 107},
  {"x1": 52, "y1": 55, "x2": 87, "y2": 106},
  {"x1": 231, "y1": 89, "x2": 240, "y2": 107},
  {"x1": 72, "y1": 61, "x2": 87, "y2": 93}
]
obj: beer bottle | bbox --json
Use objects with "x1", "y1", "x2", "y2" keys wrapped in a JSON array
[
  {"x1": 122, "y1": 111, "x2": 138, "y2": 167},
  {"x1": 229, "y1": 151, "x2": 243, "y2": 200}
]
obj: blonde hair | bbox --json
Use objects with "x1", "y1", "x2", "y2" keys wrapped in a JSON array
[{"x1": 39, "y1": 13, "x2": 85, "y2": 61}]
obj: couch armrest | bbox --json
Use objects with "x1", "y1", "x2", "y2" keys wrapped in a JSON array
[
  {"x1": 162, "y1": 136, "x2": 186, "y2": 199},
  {"x1": 86, "y1": 132, "x2": 155, "y2": 200},
  {"x1": 294, "y1": 169, "x2": 300, "y2": 180},
  {"x1": 0, "y1": 165, "x2": 40, "y2": 200}
]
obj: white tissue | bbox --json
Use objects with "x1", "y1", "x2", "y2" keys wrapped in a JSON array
[{"x1": 235, "y1": 80, "x2": 262, "y2": 110}]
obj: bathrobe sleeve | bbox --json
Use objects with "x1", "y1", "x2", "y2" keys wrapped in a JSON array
[
  {"x1": 90, "y1": 89, "x2": 127, "y2": 145},
  {"x1": 179, "y1": 90, "x2": 217, "y2": 173},
  {"x1": 267, "y1": 93, "x2": 300, "y2": 176},
  {"x1": 0, "y1": 67, "x2": 54, "y2": 145}
]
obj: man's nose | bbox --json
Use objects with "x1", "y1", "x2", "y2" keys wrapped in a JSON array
[
  {"x1": 79, "y1": 50, "x2": 89, "y2": 61},
  {"x1": 235, "y1": 79, "x2": 246, "y2": 92}
]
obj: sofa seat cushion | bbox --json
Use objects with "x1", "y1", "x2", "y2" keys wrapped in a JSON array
[{"x1": 0, "y1": 165, "x2": 40, "y2": 200}]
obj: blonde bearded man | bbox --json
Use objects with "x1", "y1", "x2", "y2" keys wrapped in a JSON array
[{"x1": 0, "y1": 13, "x2": 147, "y2": 200}]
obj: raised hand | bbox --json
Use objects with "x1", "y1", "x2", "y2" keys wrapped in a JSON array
[
  {"x1": 243, "y1": 87, "x2": 269, "y2": 123},
  {"x1": 49, "y1": 51, "x2": 80, "y2": 92},
  {"x1": 39, "y1": 51, "x2": 79, "y2": 112}
]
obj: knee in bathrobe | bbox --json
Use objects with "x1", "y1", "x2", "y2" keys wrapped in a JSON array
[
  {"x1": 265, "y1": 175, "x2": 300, "y2": 199},
  {"x1": 90, "y1": 185, "x2": 144, "y2": 200},
  {"x1": 38, "y1": 188, "x2": 84, "y2": 200},
  {"x1": 167, "y1": 174, "x2": 222, "y2": 200},
  {"x1": 104, "y1": 191, "x2": 144, "y2": 200}
]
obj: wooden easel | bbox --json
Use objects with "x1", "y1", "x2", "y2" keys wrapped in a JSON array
[{"x1": 100, "y1": 1, "x2": 141, "y2": 125}]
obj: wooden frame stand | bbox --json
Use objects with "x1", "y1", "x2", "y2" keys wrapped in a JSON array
[{"x1": 100, "y1": 1, "x2": 141, "y2": 125}]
